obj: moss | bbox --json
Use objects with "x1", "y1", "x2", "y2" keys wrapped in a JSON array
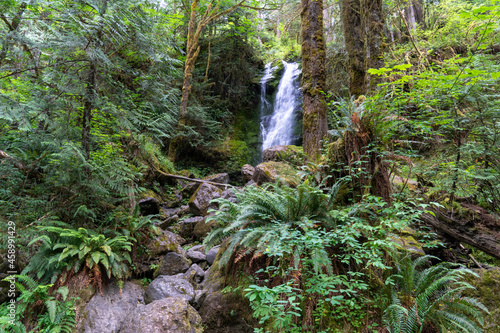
[{"x1": 465, "y1": 269, "x2": 500, "y2": 332}]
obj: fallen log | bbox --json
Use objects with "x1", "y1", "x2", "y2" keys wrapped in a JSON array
[
  {"x1": 420, "y1": 207, "x2": 500, "y2": 260},
  {"x1": 152, "y1": 166, "x2": 235, "y2": 189}
]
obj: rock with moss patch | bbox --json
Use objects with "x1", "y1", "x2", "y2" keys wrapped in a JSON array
[
  {"x1": 189, "y1": 183, "x2": 222, "y2": 216},
  {"x1": 119, "y1": 297, "x2": 203, "y2": 333},
  {"x1": 252, "y1": 161, "x2": 300, "y2": 187},
  {"x1": 241, "y1": 164, "x2": 255, "y2": 182},
  {"x1": 391, "y1": 234, "x2": 425, "y2": 256},
  {"x1": 78, "y1": 281, "x2": 144, "y2": 333},
  {"x1": 144, "y1": 275, "x2": 195, "y2": 304},
  {"x1": 146, "y1": 230, "x2": 185, "y2": 257},
  {"x1": 262, "y1": 145, "x2": 302, "y2": 162},
  {"x1": 203, "y1": 173, "x2": 230, "y2": 184},
  {"x1": 198, "y1": 259, "x2": 255, "y2": 333},
  {"x1": 155, "y1": 252, "x2": 192, "y2": 278},
  {"x1": 178, "y1": 216, "x2": 205, "y2": 239}
]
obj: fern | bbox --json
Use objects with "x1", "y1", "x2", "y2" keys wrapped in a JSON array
[
  {"x1": 383, "y1": 253, "x2": 489, "y2": 333},
  {"x1": 204, "y1": 181, "x2": 334, "y2": 273}
]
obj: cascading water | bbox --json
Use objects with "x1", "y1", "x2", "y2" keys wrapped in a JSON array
[
  {"x1": 260, "y1": 61, "x2": 302, "y2": 151},
  {"x1": 259, "y1": 63, "x2": 275, "y2": 145}
]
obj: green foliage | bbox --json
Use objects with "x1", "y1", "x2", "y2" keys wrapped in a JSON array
[
  {"x1": 24, "y1": 225, "x2": 133, "y2": 285},
  {"x1": 204, "y1": 181, "x2": 332, "y2": 269},
  {"x1": 0, "y1": 275, "x2": 76, "y2": 333},
  {"x1": 383, "y1": 253, "x2": 488, "y2": 333}
]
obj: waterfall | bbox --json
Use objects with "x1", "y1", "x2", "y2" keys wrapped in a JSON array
[{"x1": 260, "y1": 61, "x2": 301, "y2": 151}]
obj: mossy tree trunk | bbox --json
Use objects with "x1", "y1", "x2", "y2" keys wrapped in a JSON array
[
  {"x1": 341, "y1": 0, "x2": 366, "y2": 96},
  {"x1": 340, "y1": 0, "x2": 384, "y2": 96},
  {"x1": 301, "y1": 0, "x2": 328, "y2": 161},
  {"x1": 168, "y1": 0, "x2": 246, "y2": 163}
]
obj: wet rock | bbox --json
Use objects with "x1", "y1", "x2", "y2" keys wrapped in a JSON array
[
  {"x1": 252, "y1": 161, "x2": 300, "y2": 187},
  {"x1": 189, "y1": 183, "x2": 221, "y2": 216},
  {"x1": 119, "y1": 297, "x2": 202, "y2": 333},
  {"x1": 155, "y1": 252, "x2": 191, "y2": 278},
  {"x1": 144, "y1": 275, "x2": 195, "y2": 304},
  {"x1": 78, "y1": 281, "x2": 144, "y2": 333},
  {"x1": 241, "y1": 164, "x2": 255, "y2": 183}
]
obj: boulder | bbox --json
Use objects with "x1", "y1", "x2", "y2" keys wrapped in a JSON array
[
  {"x1": 241, "y1": 164, "x2": 255, "y2": 183},
  {"x1": 178, "y1": 216, "x2": 205, "y2": 239},
  {"x1": 78, "y1": 281, "x2": 144, "y2": 333},
  {"x1": 262, "y1": 145, "x2": 303, "y2": 163},
  {"x1": 203, "y1": 173, "x2": 230, "y2": 184},
  {"x1": 185, "y1": 264, "x2": 205, "y2": 284},
  {"x1": 181, "y1": 182, "x2": 200, "y2": 197},
  {"x1": 144, "y1": 275, "x2": 195, "y2": 304},
  {"x1": 189, "y1": 183, "x2": 221, "y2": 216},
  {"x1": 262, "y1": 145, "x2": 288, "y2": 162},
  {"x1": 252, "y1": 161, "x2": 300, "y2": 187},
  {"x1": 186, "y1": 248, "x2": 207, "y2": 263},
  {"x1": 206, "y1": 246, "x2": 220, "y2": 266},
  {"x1": 159, "y1": 214, "x2": 179, "y2": 229},
  {"x1": 220, "y1": 189, "x2": 237, "y2": 203},
  {"x1": 155, "y1": 252, "x2": 191, "y2": 278},
  {"x1": 198, "y1": 264, "x2": 254, "y2": 333},
  {"x1": 138, "y1": 197, "x2": 160, "y2": 216},
  {"x1": 119, "y1": 297, "x2": 203, "y2": 333},
  {"x1": 193, "y1": 216, "x2": 218, "y2": 241},
  {"x1": 145, "y1": 230, "x2": 185, "y2": 257}
]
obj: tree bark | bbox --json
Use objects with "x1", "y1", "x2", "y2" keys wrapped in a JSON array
[
  {"x1": 301, "y1": 0, "x2": 328, "y2": 161},
  {"x1": 82, "y1": 61, "x2": 96, "y2": 160},
  {"x1": 341, "y1": 0, "x2": 366, "y2": 97},
  {"x1": 366, "y1": 0, "x2": 384, "y2": 91}
]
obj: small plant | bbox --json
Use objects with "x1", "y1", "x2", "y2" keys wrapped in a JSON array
[{"x1": 383, "y1": 253, "x2": 489, "y2": 333}]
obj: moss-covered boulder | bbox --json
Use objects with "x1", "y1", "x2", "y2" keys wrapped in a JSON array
[
  {"x1": 119, "y1": 297, "x2": 203, "y2": 333},
  {"x1": 262, "y1": 145, "x2": 303, "y2": 163},
  {"x1": 198, "y1": 261, "x2": 255, "y2": 333},
  {"x1": 146, "y1": 230, "x2": 185, "y2": 257},
  {"x1": 252, "y1": 161, "x2": 300, "y2": 187}
]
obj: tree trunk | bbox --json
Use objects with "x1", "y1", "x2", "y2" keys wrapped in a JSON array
[
  {"x1": 168, "y1": 0, "x2": 246, "y2": 163},
  {"x1": 82, "y1": 61, "x2": 96, "y2": 160},
  {"x1": 301, "y1": 0, "x2": 328, "y2": 161},
  {"x1": 168, "y1": 0, "x2": 200, "y2": 163},
  {"x1": 421, "y1": 206, "x2": 500, "y2": 260},
  {"x1": 341, "y1": 0, "x2": 366, "y2": 97},
  {"x1": 366, "y1": 0, "x2": 384, "y2": 91}
]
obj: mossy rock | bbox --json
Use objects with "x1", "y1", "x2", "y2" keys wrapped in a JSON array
[
  {"x1": 390, "y1": 234, "x2": 425, "y2": 256},
  {"x1": 252, "y1": 161, "x2": 300, "y2": 187}
]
